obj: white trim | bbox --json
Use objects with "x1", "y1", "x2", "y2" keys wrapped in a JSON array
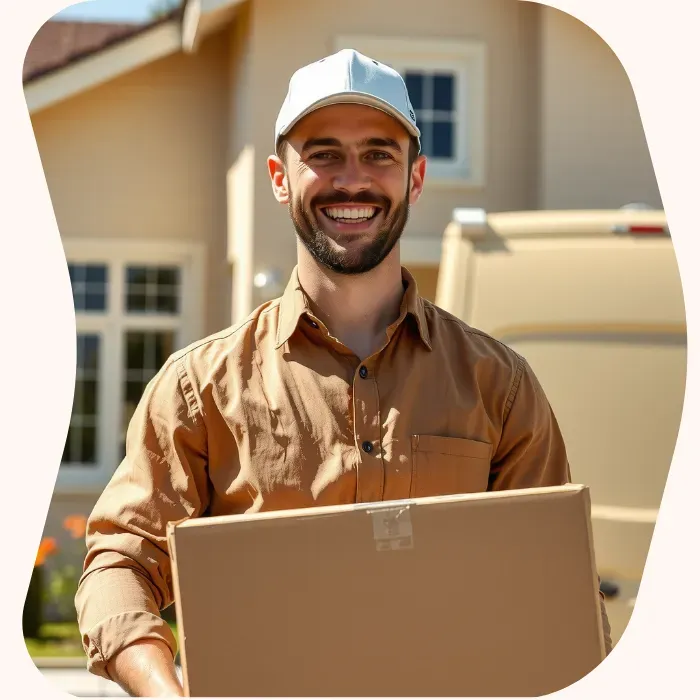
[
  {"x1": 55, "y1": 239, "x2": 206, "y2": 493},
  {"x1": 335, "y1": 35, "x2": 487, "y2": 187},
  {"x1": 399, "y1": 236, "x2": 443, "y2": 265},
  {"x1": 182, "y1": 0, "x2": 203, "y2": 53},
  {"x1": 25, "y1": 21, "x2": 182, "y2": 114},
  {"x1": 183, "y1": 0, "x2": 245, "y2": 53}
]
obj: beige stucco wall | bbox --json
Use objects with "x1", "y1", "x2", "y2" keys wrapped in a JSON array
[
  {"x1": 29, "y1": 31, "x2": 232, "y2": 337},
  {"x1": 223, "y1": 0, "x2": 542, "y2": 318},
  {"x1": 538, "y1": 6, "x2": 661, "y2": 209},
  {"x1": 225, "y1": 4, "x2": 257, "y2": 321}
]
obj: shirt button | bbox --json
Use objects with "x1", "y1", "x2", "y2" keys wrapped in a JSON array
[
  {"x1": 359, "y1": 365, "x2": 368, "y2": 379},
  {"x1": 362, "y1": 441, "x2": 373, "y2": 454}
]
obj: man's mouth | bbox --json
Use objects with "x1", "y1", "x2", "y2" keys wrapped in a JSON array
[{"x1": 319, "y1": 205, "x2": 381, "y2": 224}]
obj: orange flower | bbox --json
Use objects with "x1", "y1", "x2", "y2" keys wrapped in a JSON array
[
  {"x1": 35, "y1": 537, "x2": 58, "y2": 567},
  {"x1": 63, "y1": 514, "x2": 88, "y2": 540}
]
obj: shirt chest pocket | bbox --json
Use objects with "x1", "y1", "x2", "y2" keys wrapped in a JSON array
[{"x1": 410, "y1": 434, "x2": 492, "y2": 499}]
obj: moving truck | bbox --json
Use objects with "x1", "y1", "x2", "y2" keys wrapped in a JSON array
[{"x1": 434, "y1": 207, "x2": 686, "y2": 647}]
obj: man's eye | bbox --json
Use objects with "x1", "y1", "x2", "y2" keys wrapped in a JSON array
[
  {"x1": 367, "y1": 151, "x2": 392, "y2": 161},
  {"x1": 309, "y1": 152, "x2": 336, "y2": 161}
]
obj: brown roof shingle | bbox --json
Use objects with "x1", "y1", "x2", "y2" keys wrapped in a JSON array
[{"x1": 23, "y1": 11, "x2": 181, "y2": 84}]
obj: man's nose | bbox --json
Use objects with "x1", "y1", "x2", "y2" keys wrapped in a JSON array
[{"x1": 332, "y1": 157, "x2": 371, "y2": 195}]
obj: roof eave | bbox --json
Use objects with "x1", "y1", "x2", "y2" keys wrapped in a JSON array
[
  {"x1": 25, "y1": 18, "x2": 182, "y2": 114},
  {"x1": 182, "y1": 0, "x2": 246, "y2": 53}
]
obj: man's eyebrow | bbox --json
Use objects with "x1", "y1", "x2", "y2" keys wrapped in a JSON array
[
  {"x1": 358, "y1": 137, "x2": 403, "y2": 153},
  {"x1": 301, "y1": 137, "x2": 343, "y2": 152},
  {"x1": 300, "y1": 136, "x2": 404, "y2": 153}
]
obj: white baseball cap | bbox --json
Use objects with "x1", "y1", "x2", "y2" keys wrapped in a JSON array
[{"x1": 275, "y1": 49, "x2": 421, "y2": 153}]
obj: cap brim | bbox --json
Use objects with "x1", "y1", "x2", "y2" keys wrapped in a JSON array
[{"x1": 276, "y1": 92, "x2": 421, "y2": 150}]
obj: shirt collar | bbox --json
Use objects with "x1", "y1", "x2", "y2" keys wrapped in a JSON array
[{"x1": 275, "y1": 265, "x2": 432, "y2": 351}]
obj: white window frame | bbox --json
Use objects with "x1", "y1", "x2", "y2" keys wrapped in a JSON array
[
  {"x1": 335, "y1": 36, "x2": 487, "y2": 187},
  {"x1": 55, "y1": 239, "x2": 206, "y2": 494}
]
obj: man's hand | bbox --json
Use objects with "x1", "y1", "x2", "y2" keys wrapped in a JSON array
[{"x1": 106, "y1": 639, "x2": 184, "y2": 697}]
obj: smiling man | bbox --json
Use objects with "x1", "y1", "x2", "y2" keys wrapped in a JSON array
[{"x1": 75, "y1": 50, "x2": 612, "y2": 697}]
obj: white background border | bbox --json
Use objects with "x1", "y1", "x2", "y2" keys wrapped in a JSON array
[{"x1": 2, "y1": 0, "x2": 698, "y2": 697}]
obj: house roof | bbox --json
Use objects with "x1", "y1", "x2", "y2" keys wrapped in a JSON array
[
  {"x1": 23, "y1": 9, "x2": 182, "y2": 84},
  {"x1": 22, "y1": 1, "x2": 237, "y2": 113}
]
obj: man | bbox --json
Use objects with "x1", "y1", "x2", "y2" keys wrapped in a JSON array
[{"x1": 75, "y1": 49, "x2": 612, "y2": 697}]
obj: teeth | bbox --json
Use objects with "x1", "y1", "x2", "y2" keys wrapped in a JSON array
[{"x1": 324, "y1": 206, "x2": 376, "y2": 220}]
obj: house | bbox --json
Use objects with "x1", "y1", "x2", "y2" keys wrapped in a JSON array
[{"x1": 24, "y1": 0, "x2": 661, "y2": 587}]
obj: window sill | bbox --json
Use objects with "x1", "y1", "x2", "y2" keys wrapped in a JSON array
[
  {"x1": 53, "y1": 466, "x2": 114, "y2": 495},
  {"x1": 52, "y1": 482, "x2": 110, "y2": 498}
]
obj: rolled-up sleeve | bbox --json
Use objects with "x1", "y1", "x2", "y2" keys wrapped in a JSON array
[
  {"x1": 491, "y1": 355, "x2": 613, "y2": 656},
  {"x1": 75, "y1": 354, "x2": 209, "y2": 679}
]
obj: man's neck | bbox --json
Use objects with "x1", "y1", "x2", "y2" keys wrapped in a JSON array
[{"x1": 296, "y1": 245, "x2": 405, "y2": 360}]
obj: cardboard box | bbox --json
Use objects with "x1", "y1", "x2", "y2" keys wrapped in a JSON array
[{"x1": 167, "y1": 484, "x2": 606, "y2": 697}]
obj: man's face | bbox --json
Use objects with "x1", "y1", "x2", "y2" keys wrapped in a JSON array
[{"x1": 268, "y1": 104, "x2": 427, "y2": 275}]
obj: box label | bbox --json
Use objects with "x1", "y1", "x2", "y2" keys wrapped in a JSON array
[{"x1": 369, "y1": 505, "x2": 414, "y2": 551}]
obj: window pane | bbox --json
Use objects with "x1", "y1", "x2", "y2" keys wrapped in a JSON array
[
  {"x1": 72, "y1": 382, "x2": 85, "y2": 414},
  {"x1": 69, "y1": 263, "x2": 107, "y2": 312},
  {"x1": 126, "y1": 292, "x2": 148, "y2": 312},
  {"x1": 126, "y1": 379, "x2": 145, "y2": 405},
  {"x1": 432, "y1": 120, "x2": 454, "y2": 158},
  {"x1": 157, "y1": 268, "x2": 179, "y2": 287},
  {"x1": 432, "y1": 73, "x2": 455, "y2": 111},
  {"x1": 65, "y1": 425, "x2": 82, "y2": 464},
  {"x1": 404, "y1": 72, "x2": 424, "y2": 109},
  {"x1": 62, "y1": 333, "x2": 100, "y2": 466},
  {"x1": 125, "y1": 265, "x2": 181, "y2": 314},
  {"x1": 85, "y1": 265, "x2": 107, "y2": 284},
  {"x1": 121, "y1": 331, "x2": 175, "y2": 459},
  {"x1": 124, "y1": 331, "x2": 173, "y2": 380},
  {"x1": 80, "y1": 335, "x2": 100, "y2": 371},
  {"x1": 82, "y1": 379, "x2": 98, "y2": 415},
  {"x1": 156, "y1": 293, "x2": 178, "y2": 314},
  {"x1": 84, "y1": 292, "x2": 106, "y2": 311},
  {"x1": 72, "y1": 290, "x2": 83, "y2": 311},
  {"x1": 80, "y1": 427, "x2": 97, "y2": 464},
  {"x1": 127, "y1": 266, "x2": 148, "y2": 286},
  {"x1": 126, "y1": 333, "x2": 145, "y2": 371},
  {"x1": 154, "y1": 332, "x2": 176, "y2": 362}
]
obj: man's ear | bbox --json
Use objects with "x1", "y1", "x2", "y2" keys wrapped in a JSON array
[
  {"x1": 408, "y1": 154, "x2": 427, "y2": 205},
  {"x1": 268, "y1": 155, "x2": 289, "y2": 204}
]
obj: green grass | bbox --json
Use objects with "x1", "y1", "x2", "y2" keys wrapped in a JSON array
[
  {"x1": 25, "y1": 622, "x2": 83, "y2": 659},
  {"x1": 25, "y1": 621, "x2": 180, "y2": 659}
]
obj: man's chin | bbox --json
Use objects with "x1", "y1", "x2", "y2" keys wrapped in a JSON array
[
  {"x1": 317, "y1": 221, "x2": 382, "y2": 244},
  {"x1": 312, "y1": 240, "x2": 397, "y2": 275},
  {"x1": 317, "y1": 257, "x2": 381, "y2": 276},
  {"x1": 320, "y1": 233, "x2": 376, "y2": 253}
]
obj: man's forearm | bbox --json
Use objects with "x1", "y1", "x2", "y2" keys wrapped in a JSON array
[{"x1": 106, "y1": 639, "x2": 183, "y2": 697}]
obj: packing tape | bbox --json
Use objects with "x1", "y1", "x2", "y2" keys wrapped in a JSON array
[{"x1": 368, "y1": 505, "x2": 414, "y2": 551}]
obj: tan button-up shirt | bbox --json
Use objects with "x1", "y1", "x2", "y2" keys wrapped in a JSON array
[{"x1": 76, "y1": 266, "x2": 612, "y2": 678}]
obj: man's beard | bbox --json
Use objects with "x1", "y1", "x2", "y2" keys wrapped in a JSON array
[{"x1": 288, "y1": 181, "x2": 410, "y2": 275}]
